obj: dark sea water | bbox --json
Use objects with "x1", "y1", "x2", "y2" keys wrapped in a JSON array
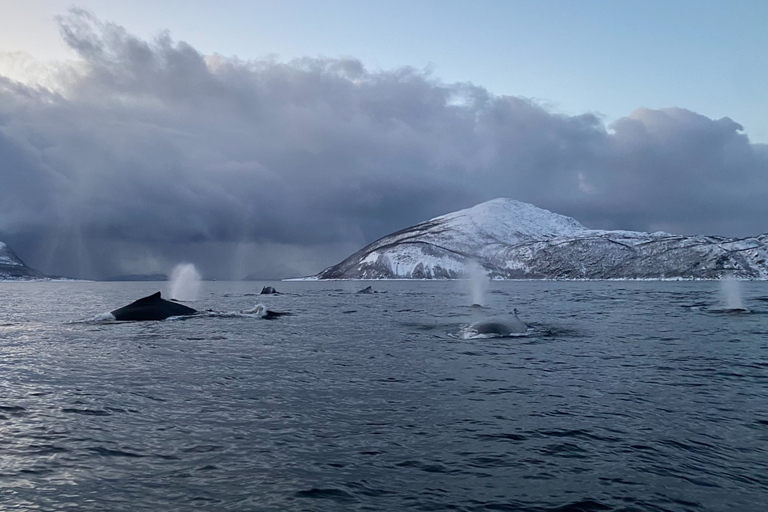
[{"x1": 1, "y1": 280, "x2": 767, "y2": 511}]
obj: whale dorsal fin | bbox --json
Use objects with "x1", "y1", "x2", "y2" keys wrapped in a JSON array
[{"x1": 128, "y1": 291, "x2": 163, "y2": 305}]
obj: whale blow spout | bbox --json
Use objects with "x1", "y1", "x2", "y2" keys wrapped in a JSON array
[
  {"x1": 110, "y1": 292, "x2": 198, "y2": 321},
  {"x1": 170, "y1": 263, "x2": 201, "y2": 302},
  {"x1": 719, "y1": 273, "x2": 747, "y2": 312}
]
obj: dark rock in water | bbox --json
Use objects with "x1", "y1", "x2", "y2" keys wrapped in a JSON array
[
  {"x1": 110, "y1": 292, "x2": 198, "y2": 321},
  {"x1": 260, "y1": 286, "x2": 278, "y2": 294}
]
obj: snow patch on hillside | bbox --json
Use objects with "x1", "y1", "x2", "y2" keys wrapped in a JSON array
[
  {"x1": 315, "y1": 198, "x2": 768, "y2": 280},
  {"x1": 0, "y1": 241, "x2": 24, "y2": 266}
]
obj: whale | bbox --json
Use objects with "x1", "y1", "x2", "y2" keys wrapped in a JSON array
[
  {"x1": 260, "y1": 286, "x2": 278, "y2": 294},
  {"x1": 110, "y1": 292, "x2": 198, "y2": 321},
  {"x1": 468, "y1": 308, "x2": 528, "y2": 337},
  {"x1": 242, "y1": 304, "x2": 292, "y2": 319}
]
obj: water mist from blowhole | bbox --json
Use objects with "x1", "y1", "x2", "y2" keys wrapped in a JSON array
[
  {"x1": 169, "y1": 263, "x2": 202, "y2": 302},
  {"x1": 465, "y1": 260, "x2": 489, "y2": 307},
  {"x1": 719, "y1": 272, "x2": 747, "y2": 312}
]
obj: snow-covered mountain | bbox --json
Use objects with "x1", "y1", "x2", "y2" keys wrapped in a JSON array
[
  {"x1": 315, "y1": 198, "x2": 768, "y2": 280},
  {"x1": 0, "y1": 240, "x2": 47, "y2": 280}
]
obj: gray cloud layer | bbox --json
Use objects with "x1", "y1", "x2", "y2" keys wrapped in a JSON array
[{"x1": 1, "y1": 9, "x2": 767, "y2": 279}]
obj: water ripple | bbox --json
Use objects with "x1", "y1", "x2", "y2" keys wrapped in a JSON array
[{"x1": 1, "y1": 280, "x2": 767, "y2": 511}]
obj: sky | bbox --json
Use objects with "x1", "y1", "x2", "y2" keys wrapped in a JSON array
[{"x1": 0, "y1": 1, "x2": 767, "y2": 280}]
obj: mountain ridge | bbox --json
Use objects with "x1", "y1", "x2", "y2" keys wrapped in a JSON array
[
  {"x1": 0, "y1": 240, "x2": 48, "y2": 280},
  {"x1": 314, "y1": 199, "x2": 768, "y2": 280}
]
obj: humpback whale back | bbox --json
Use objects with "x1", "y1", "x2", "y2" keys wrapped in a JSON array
[
  {"x1": 468, "y1": 308, "x2": 528, "y2": 337},
  {"x1": 242, "y1": 304, "x2": 293, "y2": 319},
  {"x1": 129, "y1": 291, "x2": 162, "y2": 306},
  {"x1": 110, "y1": 292, "x2": 198, "y2": 321},
  {"x1": 471, "y1": 321, "x2": 517, "y2": 335}
]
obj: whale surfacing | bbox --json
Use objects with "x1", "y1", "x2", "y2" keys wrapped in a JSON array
[
  {"x1": 110, "y1": 292, "x2": 198, "y2": 321},
  {"x1": 242, "y1": 304, "x2": 292, "y2": 319},
  {"x1": 468, "y1": 309, "x2": 528, "y2": 337}
]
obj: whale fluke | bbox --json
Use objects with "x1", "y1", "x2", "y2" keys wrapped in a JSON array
[{"x1": 110, "y1": 292, "x2": 198, "y2": 321}]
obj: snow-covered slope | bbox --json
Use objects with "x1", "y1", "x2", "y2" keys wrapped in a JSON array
[
  {"x1": 315, "y1": 198, "x2": 768, "y2": 280},
  {"x1": 0, "y1": 241, "x2": 47, "y2": 280}
]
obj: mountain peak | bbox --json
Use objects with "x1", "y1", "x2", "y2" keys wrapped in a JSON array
[
  {"x1": 429, "y1": 198, "x2": 586, "y2": 242},
  {"x1": 0, "y1": 239, "x2": 48, "y2": 280},
  {"x1": 315, "y1": 198, "x2": 768, "y2": 280},
  {"x1": 0, "y1": 241, "x2": 26, "y2": 267}
]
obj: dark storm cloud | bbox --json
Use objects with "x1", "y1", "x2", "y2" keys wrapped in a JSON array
[{"x1": 1, "y1": 9, "x2": 766, "y2": 279}]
